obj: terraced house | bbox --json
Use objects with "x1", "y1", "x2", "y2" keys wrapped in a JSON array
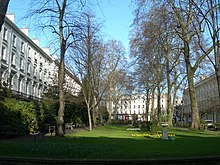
[
  {"x1": 102, "y1": 93, "x2": 173, "y2": 122},
  {"x1": 182, "y1": 74, "x2": 220, "y2": 123},
  {"x1": 0, "y1": 14, "x2": 80, "y2": 99}
]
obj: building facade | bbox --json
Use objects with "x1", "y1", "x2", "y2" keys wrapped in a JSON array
[
  {"x1": 182, "y1": 74, "x2": 220, "y2": 123},
  {"x1": 102, "y1": 93, "x2": 169, "y2": 122},
  {"x1": 0, "y1": 14, "x2": 80, "y2": 99}
]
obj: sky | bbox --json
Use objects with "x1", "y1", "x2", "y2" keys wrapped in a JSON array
[{"x1": 7, "y1": 0, "x2": 134, "y2": 55}]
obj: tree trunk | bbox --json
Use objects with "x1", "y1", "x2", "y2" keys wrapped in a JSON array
[
  {"x1": 187, "y1": 71, "x2": 200, "y2": 129},
  {"x1": 92, "y1": 106, "x2": 97, "y2": 127},
  {"x1": 57, "y1": 56, "x2": 65, "y2": 136},
  {"x1": 87, "y1": 106, "x2": 92, "y2": 131},
  {"x1": 157, "y1": 81, "x2": 161, "y2": 125},
  {"x1": 169, "y1": 73, "x2": 178, "y2": 126},
  {"x1": 57, "y1": 41, "x2": 66, "y2": 136},
  {"x1": 166, "y1": 60, "x2": 172, "y2": 126},
  {"x1": 0, "y1": 0, "x2": 10, "y2": 32},
  {"x1": 108, "y1": 86, "x2": 113, "y2": 123},
  {"x1": 145, "y1": 88, "x2": 150, "y2": 122},
  {"x1": 151, "y1": 87, "x2": 156, "y2": 122},
  {"x1": 99, "y1": 104, "x2": 103, "y2": 125},
  {"x1": 56, "y1": 0, "x2": 67, "y2": 136},
  {"x1": 183, "y1": 39, "x2": 200, "y2": 130}
]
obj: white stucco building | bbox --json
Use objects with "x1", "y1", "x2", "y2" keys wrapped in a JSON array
[
  {"x1": 0, "y1": 14, "x2": 80, "y2": 99},
  {"x1": 102, "y1": 93, "x2": 169, "y2": 122},
  {"x1": 182, "y1": 74, "x2": 220, "y2": 123}
]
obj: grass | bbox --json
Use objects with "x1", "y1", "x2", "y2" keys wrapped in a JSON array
[{"x1": 0, "y1": 125, "x2": 220, "y2": 160}]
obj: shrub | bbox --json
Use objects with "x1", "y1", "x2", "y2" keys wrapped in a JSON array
[
  {"x1": 1, "y1": 98, "x2": 38, "y2": 134},
  {"x1": 140, "y1": 121, "x2": 151, "y2": 131},
  {"x1": 140, "y1": 121, "x2": 158, "y2": 134}
]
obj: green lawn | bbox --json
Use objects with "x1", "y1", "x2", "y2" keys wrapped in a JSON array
[{"x1": 0, "y1": 125, "x2": 220, "y2": 159}]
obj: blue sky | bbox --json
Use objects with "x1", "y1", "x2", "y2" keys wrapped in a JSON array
[{"x1": 7, "y1": 0, "x2": 134, "y2": 54}]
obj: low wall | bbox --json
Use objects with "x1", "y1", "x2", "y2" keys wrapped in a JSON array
[{"x1": 1, "y1": 156, "x2": 220, "y2": 165}]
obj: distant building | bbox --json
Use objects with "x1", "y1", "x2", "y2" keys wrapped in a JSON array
[
  {"x1": 0, "y1": 14, "x2": 80, "y2": 99},
  {"x1": 101, "y1": 93, "x2": 169, "y2": 122},
  {"x1": 182, "y1": 74, "x2": 220, "y2": 123}
]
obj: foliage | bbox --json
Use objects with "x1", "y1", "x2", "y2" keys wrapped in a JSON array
[
  {"x1": 97, "y1": 106, "x2": 109, "y2": 124},
  {"x1": 64, "y1": 102, "x2": 88, "y2": 125},
  {"x1": 139, "y1": 121, "x2": 158, "y2": 134},
  {"x1": 0, "y1": 98, "x2": 38, "y2": 134},
  {"x1": 131, "y1": 133, "x2": 176, "y2": 140},
  {"x1": 36, "y1": 101, "x2": 57, "y2": 132}
]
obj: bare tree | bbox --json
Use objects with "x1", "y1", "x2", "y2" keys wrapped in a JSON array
[
  {"x1": 104, "y1": 40, "x2": 127, "y2": 123},
  {"x1": 28, "y1": 0, "x2": 88, "y2": 136},
  {"x1": 193, "y1": 0, "x2": 220, "y2": 103},
  {"x1": 0, "y1": 0, "x2": 10, "y2": 31},
  {"x1": 70, "y1": 12, "x2": 105, "y2": 130},
  {"x1": 167, "y1": 0, "x2": 214, "y2": 129},
  {"x1": 130, "y1": 2, "x2": 168, "y2": 124}
]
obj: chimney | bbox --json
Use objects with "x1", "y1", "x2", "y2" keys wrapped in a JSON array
[
  {"x1": 32, "y1": 38, "x2": 39, "y2": 46},
  {"x1": 42, "y1": 47, "x2": 50, "y2": 55},
  {"x1": 6, "y1": 13, "x2": 15, "y2": 23},
  {"x1": 20, "y1": 28, "x2": 29, "y2": 36}
]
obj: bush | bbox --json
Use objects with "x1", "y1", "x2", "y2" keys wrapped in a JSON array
[
  {"x1": 140, "y1": 121, "x2": 158, "y2": 134},
  {"x1": 1, "y1": 98, "x2": 38, "y2": 134},
  {"x1": 140, "y1": 121, "x2": 151, "y2": 131}
]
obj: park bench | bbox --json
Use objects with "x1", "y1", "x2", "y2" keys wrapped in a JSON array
[{"x1": 0, "y1": 125, "x2": 19, "y2": 139}]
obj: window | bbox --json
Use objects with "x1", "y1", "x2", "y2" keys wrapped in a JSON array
[
  {"x1": 21, "y1": 42, "x2": 24, "y2": 53},
  {"x1": 44, "y1": 68, "x2": 47, "y2": 75},
  {"x1": 12, "y1": 35, "x2": 16, "y2": 47},
  {"x1": 39, "y1": 62, "x2": 43, "y2": 72},
  {"x1": 11, "y1": 52, "x2": 16, "y2": 65},
  {"x1": 134, "y1": 105, "x2": 135, "y2": 108},
  {"x1": 20, "y1": 58, "x2": 24, "y2": 70},
  {"x1": 1, "y1": 46, "x2": 7, "y2": 61},
  {"x1": 27, "y1": 62, "x2": 31, "y2": 74},
  {"x1": 33, "y1": 66, "x2": 37, "y2": 77},
  {"x1": 3, "y1": 28, "x2": 7, "y2": 40},
  {"x1": 138, "y1": 105, "x2": 140, "y2": 108},
  {"x1": 28, "y1": 47, "x2": 31, "y2": 58}
]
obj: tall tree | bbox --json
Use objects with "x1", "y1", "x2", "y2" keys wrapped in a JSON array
[
  {"x1": 132, "y1": 0, "x2": 214, "y2": 129},
  {"x1": 194, "y1": 0, "x2": 220, "y2": 103},
  {"x1": 0, "y1": 0, "x2": 10, "y2": 32},
  {"x1": 167, "y1": 0, "x2": 214, "y2": 129},
  {"x1": 70, "y1": 12, "x2": 104, "y2": 130},
  {"x1": 104, "y1": 40, "x2": 126, "y2": 123},
  {"x1": 28, "y1": 0, "x2": 88, "y2": 136}
]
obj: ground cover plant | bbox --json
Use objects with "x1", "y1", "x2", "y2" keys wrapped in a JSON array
[{"x1": 0, "y1": 125, "x2": 220, "y2": 159}]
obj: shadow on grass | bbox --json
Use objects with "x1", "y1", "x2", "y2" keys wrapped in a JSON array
[{"x1": 1, "y1": 132, "x2": 220, "y2": 160}]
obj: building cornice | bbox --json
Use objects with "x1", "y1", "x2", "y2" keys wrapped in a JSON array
[{"x1": 4, "y1": 16, "x2": 52, "y2": 62}]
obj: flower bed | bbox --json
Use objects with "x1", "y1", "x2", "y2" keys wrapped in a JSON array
[{"x1": 131, "y1": 133, "x2": 176, "y2": 140}]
